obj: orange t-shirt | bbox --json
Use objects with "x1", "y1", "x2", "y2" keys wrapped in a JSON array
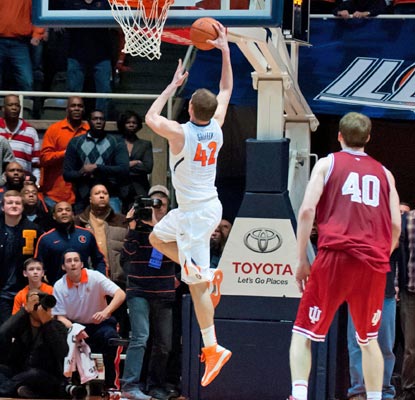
[
  {"x1": 40, "y1": 118, "x2": 89, "y2": 204},
  {"x1": 12, "y1": 282, "x2": 54, "y2": 315},
  {"x1": 0, "y1": 0, "x2": 45, "y2": 39}
]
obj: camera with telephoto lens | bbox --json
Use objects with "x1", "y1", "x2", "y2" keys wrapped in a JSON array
[
  {"x1": 33, "y1": 293, "x2": 57, "y2": 311},
  {"x1": 65, "y1": 384, "x2": 87, "y2": 399},
  {"x1": 133, "y1": 196, "x2": 162, "y2": 221}
]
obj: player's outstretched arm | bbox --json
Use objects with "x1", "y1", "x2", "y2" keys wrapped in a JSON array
[
  {"x1": 209, "y1": 23, "x2": 233, "y2": 127},
  {"x1": 145, "y1": 59, "x2": 188, "y2": 150},
  {"x1": 295, "y1": 157, "x2": 329, "y2": 293}
]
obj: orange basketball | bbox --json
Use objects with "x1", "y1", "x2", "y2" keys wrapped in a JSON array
[{"x1": 189, "y1": 17, "x2": 219, "y2": 51}]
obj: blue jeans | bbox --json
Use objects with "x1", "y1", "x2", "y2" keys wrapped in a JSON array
[
  {"x1": 0, "y1": 37, "x2": 33, "y2": 91},
  {"x1": 30, "y1": 41, "x2": 44, "y2": 83},
  {"x1": 121, "y1": 297, "x2": 173, "y2": 391},
  {"x1": 347, "y1": 297, "x2": 396, "y2": 399},
  {"x1": 84, "y1": 317, "x2": 119, "y2": 388},
  {"x1": 400, "y1": 290, "x2": 415, "y2": 391},
  {"x1": 67, "y1": 57, "x2": 111, "y2": 114}
]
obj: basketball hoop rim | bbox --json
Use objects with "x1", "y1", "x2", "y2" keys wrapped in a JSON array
[{"x1": 108, "y1": 0, "x2": 174, "y2": 9}]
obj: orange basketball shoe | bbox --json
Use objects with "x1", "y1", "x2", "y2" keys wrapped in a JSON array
[
  {"x1": 200, "y1": 344, "x2": 232, "y2": 387},
  {"x1": 210, "y1": 269, "x2": 223, "y2": 308}
]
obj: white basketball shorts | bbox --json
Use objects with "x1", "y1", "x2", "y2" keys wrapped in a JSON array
[{"x1": 153, "y1": 197, "x2": 222, "y2": 284}]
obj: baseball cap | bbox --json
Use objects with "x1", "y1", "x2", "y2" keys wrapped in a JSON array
[{"x1": 148, "y1": 185, "x2": 170, "y2": 198}]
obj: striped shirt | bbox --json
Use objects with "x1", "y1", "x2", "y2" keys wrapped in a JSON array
[
  {"x1": 122, "y1": 226, "x2": 176, "y2": 301},
  {"x1": 0, "y1": 118, "x2": 40, "y2": 183}
]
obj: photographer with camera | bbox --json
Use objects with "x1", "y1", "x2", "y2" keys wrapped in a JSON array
[
  {"x1": 0, "y1": 289, "x2": 69, "y2": 398},
  {"x1": 120, "y1": 185, "x2": 179, "y2": 400}
]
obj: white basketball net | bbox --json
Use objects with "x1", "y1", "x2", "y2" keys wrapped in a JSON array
[{"x1": 108, "y1": 0, "x2": 174, "y2": 60}]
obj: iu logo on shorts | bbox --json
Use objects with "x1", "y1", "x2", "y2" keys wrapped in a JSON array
[
  {"x1": 308, "y1": 306, "x2": 322, "y2": 324},
  {"x1": 371, "y1": 309, "x2": 382, "y2": 326}
]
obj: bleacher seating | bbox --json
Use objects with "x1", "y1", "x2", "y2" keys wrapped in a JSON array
[{"x1": 41, "y1": 98, "x2": 68, "y2": 120}]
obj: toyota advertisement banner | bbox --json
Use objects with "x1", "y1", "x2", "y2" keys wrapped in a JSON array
[
  {"x1": 219, "y1": 217, "x2": 301, "y2": 298},
  {"x1": 299, "y1": 18, "x2": 415, "y2": 120}
]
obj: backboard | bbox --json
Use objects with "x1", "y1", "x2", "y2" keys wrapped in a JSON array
[{"x1": 32, "y1": 0, "x2": 282, "y2": 27}]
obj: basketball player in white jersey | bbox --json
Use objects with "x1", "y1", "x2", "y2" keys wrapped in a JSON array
[{"x1": 145, "y1": 22, "x2": 232, "y2": 387}]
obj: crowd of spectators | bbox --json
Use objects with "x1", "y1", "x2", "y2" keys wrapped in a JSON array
[
  {"x1": 1, "y1": 0, "x2": 414, "y2": 113},
  {"x1": 0, "y1": 90, "x2": 234, "y2": 399},
  {"x1": 0, "y1": 0, "x2": 125, "y2": 120}
]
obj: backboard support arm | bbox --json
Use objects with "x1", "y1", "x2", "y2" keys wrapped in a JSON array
[{"x1": 227, "y1": 27, "x2": 319, "y2": 215}]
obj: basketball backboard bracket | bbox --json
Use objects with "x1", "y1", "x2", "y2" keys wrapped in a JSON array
[
  {"x1": 228, "y1": 26, "x2": 318, "y2": 213},
  {"x1": 228, "y1": 27, "x2": 317, "y2": 132}
]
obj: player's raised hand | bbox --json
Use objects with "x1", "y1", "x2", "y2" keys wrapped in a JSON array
[
  {"x1": 171, "y1": 59, "x2": 189, "y2": 88},
  {"x1": 208, "y1": 23, "x2": 229, "y2": 51}
]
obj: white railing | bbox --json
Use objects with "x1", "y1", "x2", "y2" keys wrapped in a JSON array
[
  {"x1": 0, "y1": 44, "x2": 195, "y2": 123},
  {"x1": 0, "y1": 91, "x2": 167, "y2": 124}
]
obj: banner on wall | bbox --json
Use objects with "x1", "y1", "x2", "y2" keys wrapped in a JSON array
[{"x1": 299, "y1": 18, "x2": 415, "y2": 120}]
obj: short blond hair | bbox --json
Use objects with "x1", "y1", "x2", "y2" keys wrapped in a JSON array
[
  {"x1": 339, "y1": 112, "x2": 371, "y2": 148},
  {"x1": 191, "y1": 89, "x2": 218, "y2": 121}
]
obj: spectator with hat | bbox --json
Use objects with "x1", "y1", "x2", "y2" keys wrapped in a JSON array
[{"x1": 120, "y1": 184, "x2": 178, "y2": 400}]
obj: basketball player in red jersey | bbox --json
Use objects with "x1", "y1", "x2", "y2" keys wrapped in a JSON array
[{"x1": 288, "y1": 112, "x2": 401, "y2": 400}]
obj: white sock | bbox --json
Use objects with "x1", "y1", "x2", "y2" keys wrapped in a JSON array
[
  {"x1": 292, "y1": 380, "x2": 308, "y2": 400},
  {"x1": 201, "y1": 325, "x2": 217, "y2": 348},
  {"x1": 367, "y1": 392, "x2": 381, "y2": 400}
]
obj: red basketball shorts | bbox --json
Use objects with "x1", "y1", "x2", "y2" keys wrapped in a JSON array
[{"x1": 292, "y1": 249, "x2": 386, "y2": 345}]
